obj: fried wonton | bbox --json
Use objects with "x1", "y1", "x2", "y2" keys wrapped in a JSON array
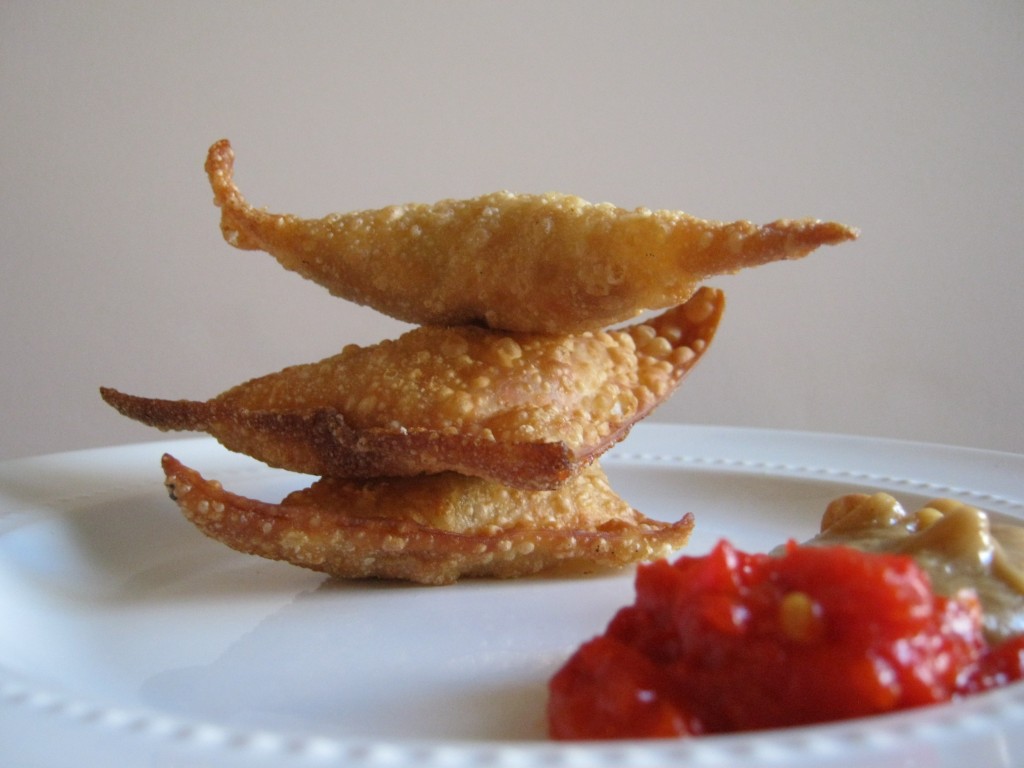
[
  {"x1": 102, "y1": 287, "x2": 724, "y2": 489},
  {"x1": 162, "y1": 454, "x2": 695, "y2": 585},
  {"x1": 207, "y1": 139, "x2": 856, "y2": 333}
]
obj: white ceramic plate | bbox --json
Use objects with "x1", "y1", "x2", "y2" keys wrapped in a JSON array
[{"x1": 2, "y1": 423, "x2": 1023, "y2": 767}]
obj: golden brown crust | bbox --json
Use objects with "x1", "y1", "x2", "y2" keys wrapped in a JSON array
[
  {"x1": 162, "y1": 454, "x2": 695, "y2": 585},
  {"x1": 207, "y1": 139, "x2": 855, "y2": 332},
  {"x1": 101, "y1": 288, "x2": 724, "y2": 488}
]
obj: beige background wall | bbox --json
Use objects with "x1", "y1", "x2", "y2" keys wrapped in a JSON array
[{"x1": 2, "y1": 1, "x2": 1022, "y2": 461}]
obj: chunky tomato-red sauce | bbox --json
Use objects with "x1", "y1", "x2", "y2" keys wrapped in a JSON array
[{"x1": 548, "y1": 541, "x2": 1024, "y2": 740}]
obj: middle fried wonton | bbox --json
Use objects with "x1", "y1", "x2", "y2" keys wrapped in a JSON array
[{"x1": 102, "y1": 287, "x2": 723, "y2": 489}]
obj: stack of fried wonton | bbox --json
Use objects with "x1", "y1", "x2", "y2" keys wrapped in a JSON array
[{"x1": 101, "y1": 139, "x2": 856, "y2": 584}]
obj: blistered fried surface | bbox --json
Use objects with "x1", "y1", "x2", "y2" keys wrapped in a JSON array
[
  {"x1": 101, "y1": 288, "x2": 723, "y2": 488},
  {"x1": 207, "y1": 139, "x2": 855, "y2": 333},
  {"x1": 162, "y1": 455, "x2": 695, "y2": 585}
]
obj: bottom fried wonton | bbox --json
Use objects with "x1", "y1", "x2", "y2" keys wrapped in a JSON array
[{"x1": 162, "y1": 455, "x2": 694, "y2": 585}]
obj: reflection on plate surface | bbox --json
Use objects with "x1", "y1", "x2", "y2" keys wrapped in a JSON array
[{"x1": 1, "y1": 424, "x2": 1023, "y2": 767}]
